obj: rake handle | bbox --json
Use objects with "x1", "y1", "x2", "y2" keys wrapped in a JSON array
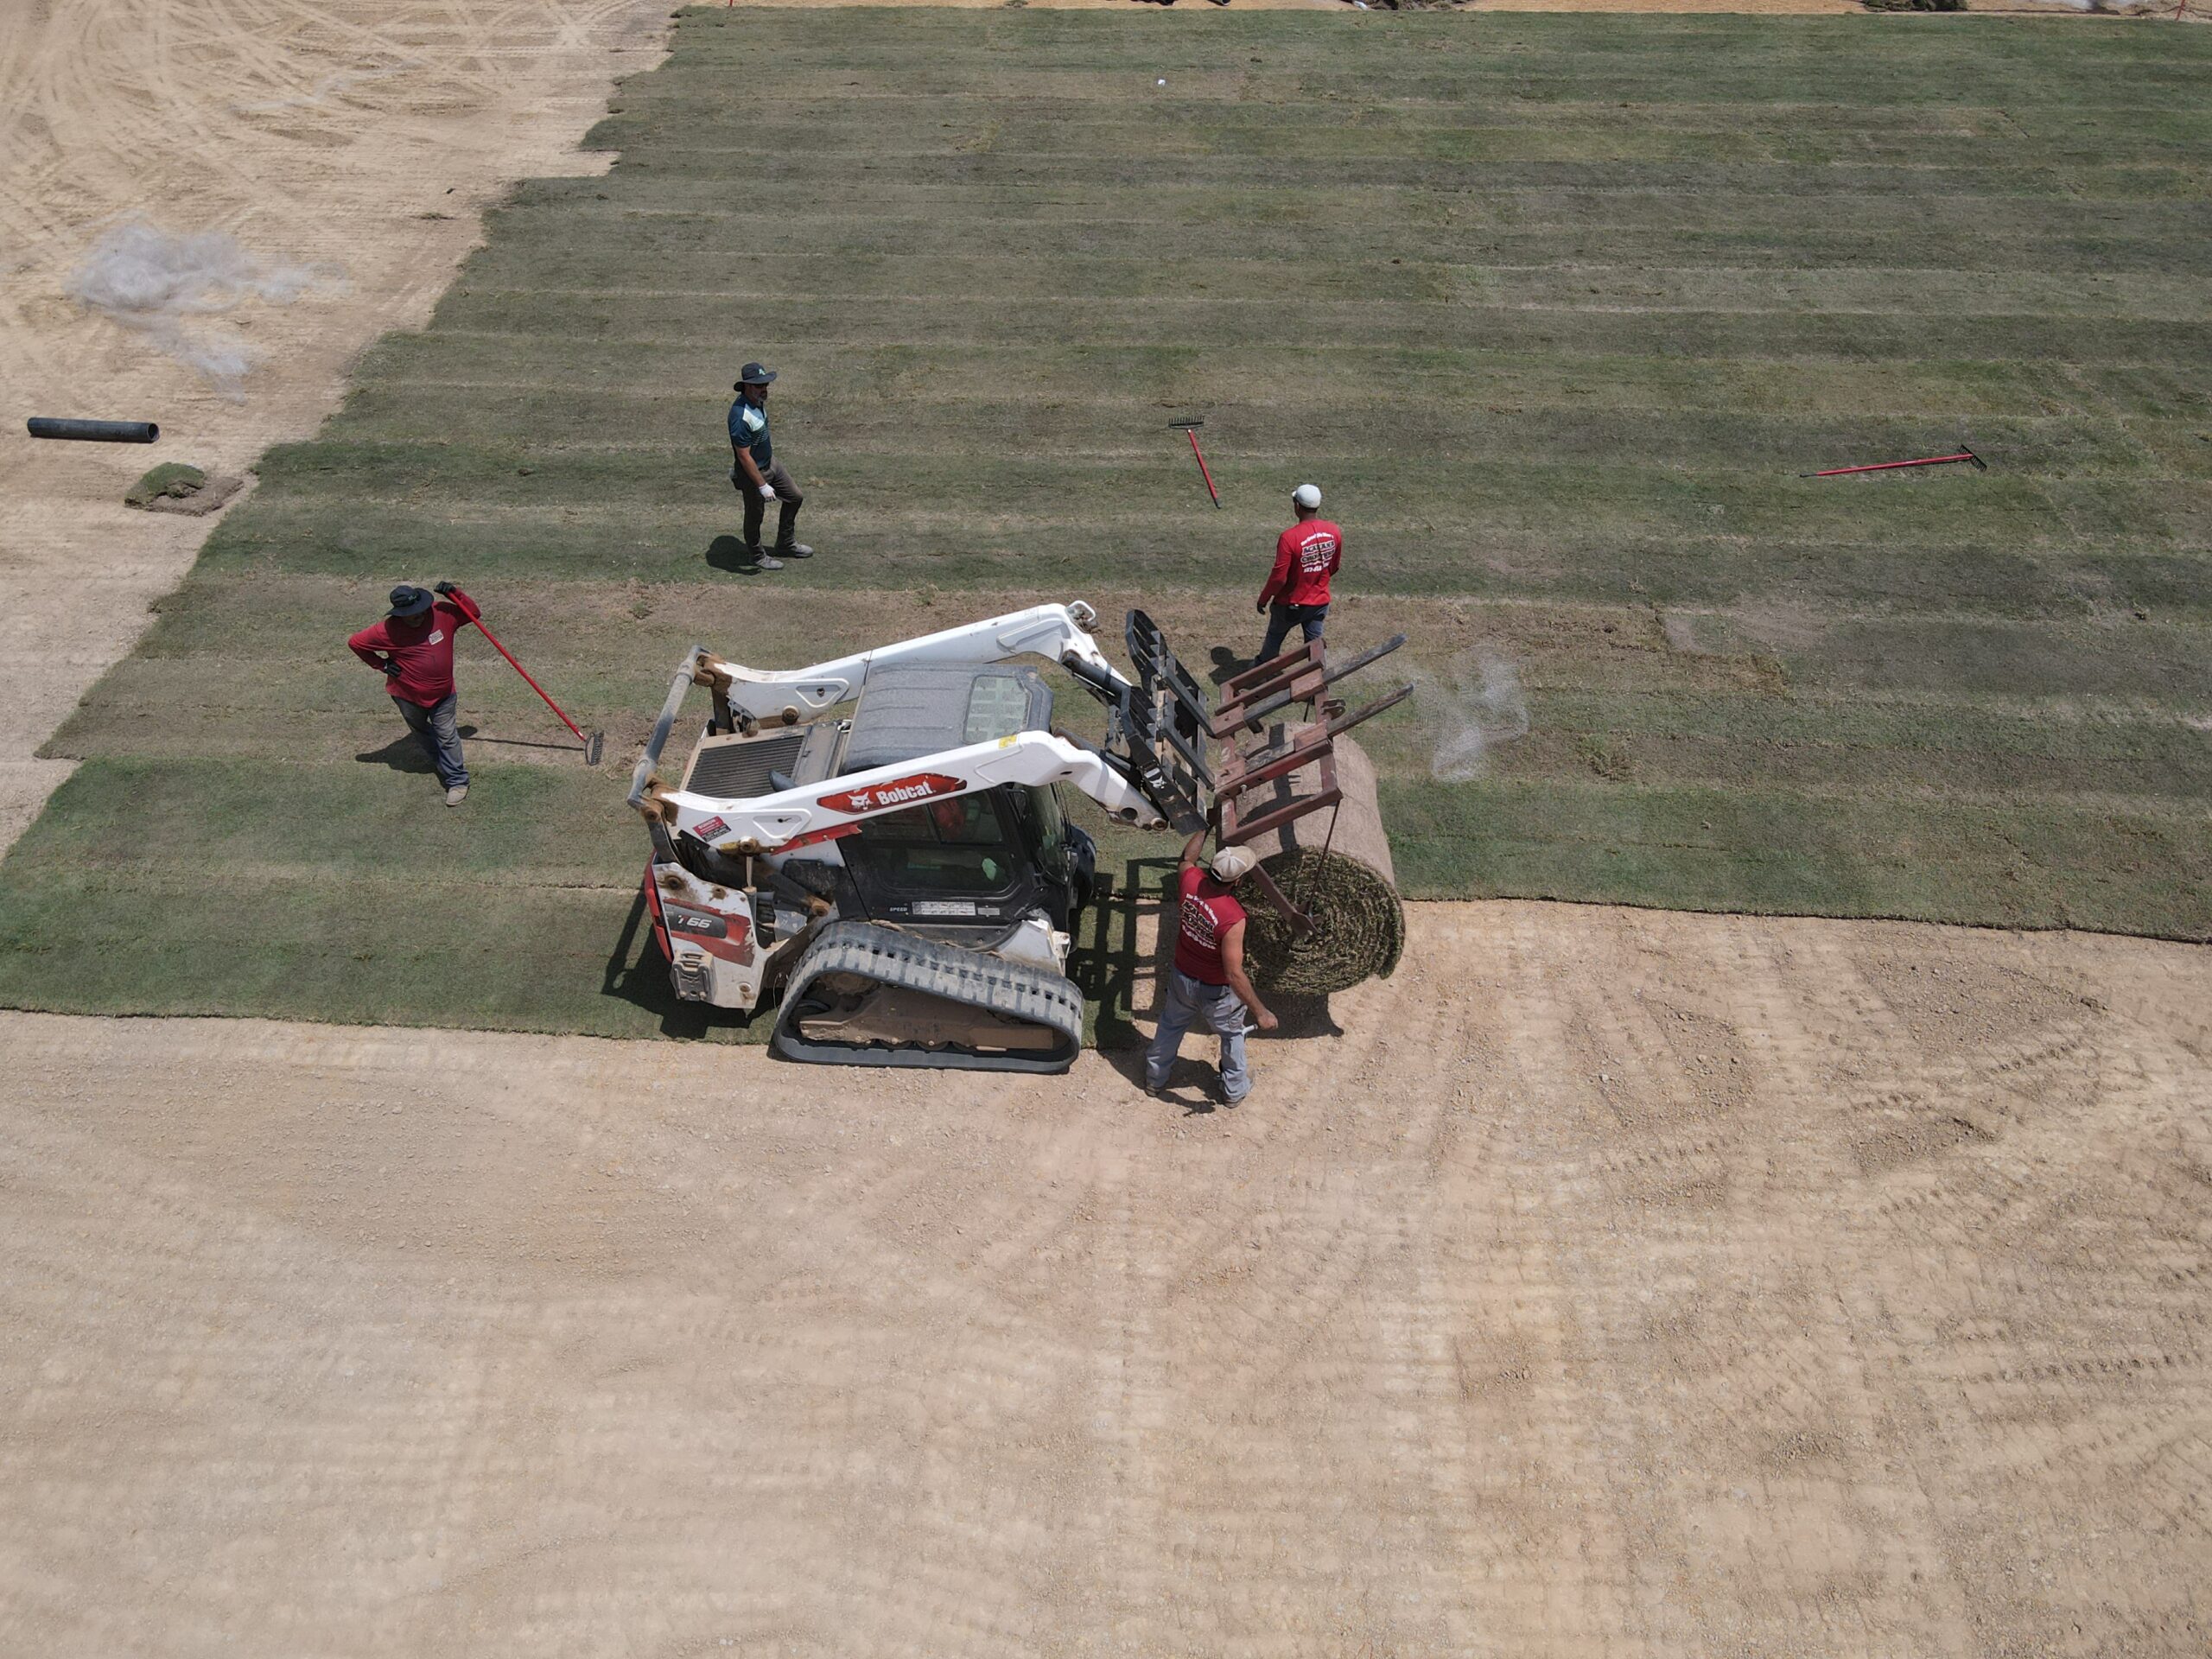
[
  {"x1": 1183, "y1": 427, "x2": 1222, "y2": 508},
  {"x1": 1806, "y1": 450, "x2": 1982, "y2": 478},
  {"x1": 462, "y1": 606, "x2": 591, "y2": 747}
]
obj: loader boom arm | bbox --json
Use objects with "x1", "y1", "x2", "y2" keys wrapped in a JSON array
[
  {"x1": 699, "y1": 601, "x2": 1130, "y2": 726},
  {"x1": 645, "y1": 728, "x2": 1168, "y2": 854}
]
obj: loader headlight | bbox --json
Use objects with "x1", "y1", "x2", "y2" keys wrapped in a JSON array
[{"x1": 662, "y1": 904, "x2": 728, "y2": 938}]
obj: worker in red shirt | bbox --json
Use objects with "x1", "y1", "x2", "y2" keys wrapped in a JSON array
[
  {"x1": 1144, "y1": 824, "x2": 1279, "y2": 1103},
  {"x1": 347, "y1": 582, "x2": 479, "y2": 805},
  {"x1": 1254, "y1": 482, "x2": 1343, "y2": 664}
]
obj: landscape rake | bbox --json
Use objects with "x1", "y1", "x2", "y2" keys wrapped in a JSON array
[{"x1": 465, "y1": 600, "x2": 604, "y2": 766}]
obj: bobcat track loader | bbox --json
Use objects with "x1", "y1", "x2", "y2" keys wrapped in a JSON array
[{"x1": 627, "y1": 601, "x2": 1401, "y2": 1071}]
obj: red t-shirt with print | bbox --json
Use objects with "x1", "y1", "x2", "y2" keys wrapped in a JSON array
[
  {"x1": 1173, "y1": 865, "x2": 1247, "y2": 986},
  {"x1": 347, "y1": 590, "x2": 477, "y2": 708},
  {"x1": 1260, "y1": 519, "x2": 1342, "y2": 608}
]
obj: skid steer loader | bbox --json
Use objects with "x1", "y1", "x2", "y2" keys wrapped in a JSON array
[{"x1": 627, "y1": 601, "x2": 1402, "y2": 1071}]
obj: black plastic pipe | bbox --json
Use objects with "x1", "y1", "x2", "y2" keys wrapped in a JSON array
[{"x1": 28, "y1": 417, "x2": 159, "y2": 443}]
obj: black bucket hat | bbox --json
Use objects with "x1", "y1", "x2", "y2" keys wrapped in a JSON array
[
  {"x1": 387, "y1": 584, "x2": 435, "y2": 619},
  {"x1": 734, "y1": 362, "x2": 777, "y2": 388}
]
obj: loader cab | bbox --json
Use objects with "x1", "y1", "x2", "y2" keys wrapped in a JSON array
[{"x1": 834, "y1": 664, "x2": 1095, "y2": 939}]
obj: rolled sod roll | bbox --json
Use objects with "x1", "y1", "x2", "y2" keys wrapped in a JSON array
[{"x1": 1227, "y1": 731, "x2": 1404, "y2": 996}]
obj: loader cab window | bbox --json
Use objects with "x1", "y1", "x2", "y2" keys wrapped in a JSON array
[
  {"x1": 929, "y1": 791, "x2": 1007, "y2": 847},
  {"x1": 963, "y1": 676, "x2": 1033, "y2": 745},
  {"x1": 846, "y1": 789, "x2": 1026, "y2": 905},
  {"x1": 1013, "y1": 784, "x2": 1070, "y2": 880}
]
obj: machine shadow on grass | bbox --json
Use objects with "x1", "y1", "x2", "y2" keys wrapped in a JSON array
[
  {"x1": 1077, "y1": 855, "x2": 1338, "y2": 1113},
  {"x1": 600, "y1": 887, "x2": 725, "y2": 1039}
]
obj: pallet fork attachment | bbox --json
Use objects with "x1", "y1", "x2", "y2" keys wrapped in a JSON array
[{"x1": 1119, "y1": 610, "x2": 1412, "y2": 927}]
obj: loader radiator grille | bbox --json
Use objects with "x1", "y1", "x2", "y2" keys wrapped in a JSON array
[{"x1": 684, "y1": 731, "x2": 807, "y2": 800}]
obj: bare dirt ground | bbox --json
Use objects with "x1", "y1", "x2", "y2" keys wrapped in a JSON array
[
  {"x1": 1, "y1": 2, "x2": 2208, "y2": 1654},
  {"x1": 4, "y1": 906, "x2": 2209, "y2": 1654}
]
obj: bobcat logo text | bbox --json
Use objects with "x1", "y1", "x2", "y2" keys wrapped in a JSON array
[{"x1": 817, "y1": 772, "x2": 964, "y2": 816}]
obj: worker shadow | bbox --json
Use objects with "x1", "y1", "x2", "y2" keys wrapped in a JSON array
[
  {"x1": 705, "y1": 534, "x2": 773, "y2": 575},
  {"x1": 599, "y1": 887, "x2": 726, "y2": 1039},
  {"x1": 354, "y1": 723, "x2": 481, "y2": 772},
  {"x1": 1205, "y1": 645, "x2": 1248, "y2": 687},
  {"x1": 1077, "y1": 855, "x2": 1339, "y2": 1114}
]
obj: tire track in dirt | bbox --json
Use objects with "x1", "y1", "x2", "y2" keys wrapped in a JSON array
[
  {"x1": 1706, "y1": 920, "x2": 1982, "y2": 1654},
  {"x1": 1735, "y1": 924, "x2": 2212, "y2": 1651}
]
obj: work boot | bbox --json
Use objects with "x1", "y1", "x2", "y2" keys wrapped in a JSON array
[
  {"x1": 773, "y1": 542, "x2": 814, "y2": 559},
  {"x1": 744, "y1": 545, "x2": 785, "y2": 571},
  {"x1": 445, "y1": 783, "x2": 468, "y2": 807}
]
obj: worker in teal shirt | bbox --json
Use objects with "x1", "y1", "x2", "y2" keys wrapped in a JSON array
[{"x1": 728, "y1": 361, "x2": 812, "y2": 569}]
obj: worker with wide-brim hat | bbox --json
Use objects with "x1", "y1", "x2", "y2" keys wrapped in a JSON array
[
  {"x1": 728, "y1": 361, "x2": 813, "y2": 570},
  {"x1": 347, "y1": 581, "x2": 480, "y2": 806}
]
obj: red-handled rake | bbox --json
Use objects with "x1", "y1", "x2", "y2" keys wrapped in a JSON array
[
  {"x1": 1802, "y1": 446, "x2": 1986, "y2": 479},
  {"x1": 458, "y1": 601, "x2": 604, "y2": 766},
  {"x1": 1168, "y1": 418, "x2": 1223, "y2": 508}
]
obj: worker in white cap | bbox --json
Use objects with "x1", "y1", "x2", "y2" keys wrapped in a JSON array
[
  {"x1": 1255, "y1": 483, "x2": 1343, "y2": 664},
  {"x1": 1145, "y1": 825, "x2": 1279, "y2": 1103}
]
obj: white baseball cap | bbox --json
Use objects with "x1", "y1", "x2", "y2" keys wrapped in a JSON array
[
  {"x1": 1292, "y1": 484, "x2": 1321, "y2": 510},
  {"x1": 1209, "y1": 845, "x2": 1257, "y2": 882}
]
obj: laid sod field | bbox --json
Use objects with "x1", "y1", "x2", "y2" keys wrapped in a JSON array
[{"x1": 3, "y1": 11, "x2": 2209, "y2": 1036}]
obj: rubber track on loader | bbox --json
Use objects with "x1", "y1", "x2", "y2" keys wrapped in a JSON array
[{"x1": 770, "y1": 919, "x2": 1085, "y2": 1073}]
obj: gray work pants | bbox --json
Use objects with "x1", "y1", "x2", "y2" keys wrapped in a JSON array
[
  {"x1": 394, "y1": 692, "x2": 467, "y2": 788},
  {"x1": 736, "y1": 459, "x2": 804, "y2": 550},
  {"x1": 1256, "y1": 601, "x2": 1328, "y2": 664},
  {"x1": 1145, "y1": 967, "x2": 1251, "y2": 1102}
]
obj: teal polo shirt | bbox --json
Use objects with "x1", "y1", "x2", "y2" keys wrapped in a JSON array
[{"x1": 728, "y1": 396, "x2": 772, "y2": 468}]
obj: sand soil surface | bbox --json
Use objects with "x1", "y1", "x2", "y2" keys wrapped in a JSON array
[{"x1": 4, "y1": 905, "x2": 2209, "y2": 1654}]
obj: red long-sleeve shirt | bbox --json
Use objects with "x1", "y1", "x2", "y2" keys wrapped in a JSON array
[
  {"x1": 1259, "y1": 518, "x2": 1343, "y2": 608},
  {"x1": 348, "y1": 588, "x2": 478, "y2": 708}
]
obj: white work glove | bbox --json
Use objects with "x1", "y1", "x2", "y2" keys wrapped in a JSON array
[{"x1": 758, "y1": 484, "x2": 775, "y2": 501}]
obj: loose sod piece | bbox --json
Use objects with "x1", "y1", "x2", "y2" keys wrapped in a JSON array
[
  {"x1": 124, "y1": 462, "x2": 207, "y2": 507},
  {"x1": 1229, "y1": 734, "x2": 1404, "y2": 996}
]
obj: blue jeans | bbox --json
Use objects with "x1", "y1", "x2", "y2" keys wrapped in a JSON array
[
  {"x1": 395, "y1": 693, "x2": 467, "y2": 788},
  {"x1": 1256, "y1": 601, "x2": 1328, "y2": 664},
  {"x1": 1145, "y1": 967, "x2": 1251, "y2": 1102}
]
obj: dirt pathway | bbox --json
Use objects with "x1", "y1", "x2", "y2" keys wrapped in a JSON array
[{"x1": 3, "y1": 901, "x2": 2207, "y2": 1653}]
